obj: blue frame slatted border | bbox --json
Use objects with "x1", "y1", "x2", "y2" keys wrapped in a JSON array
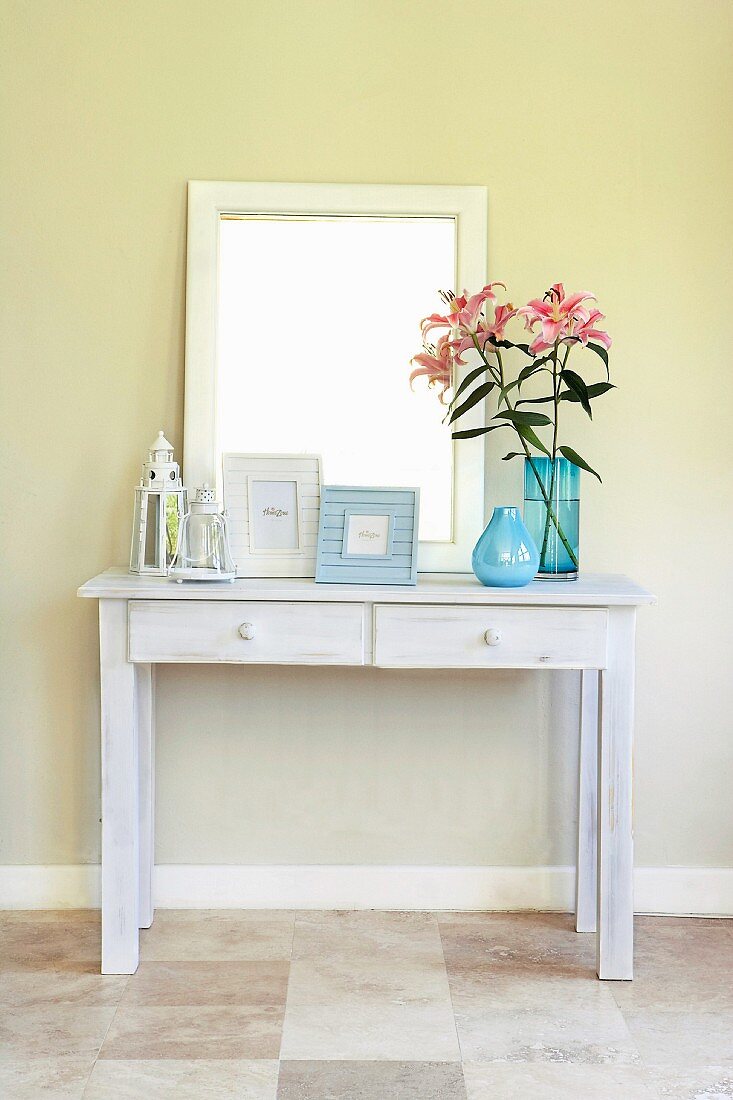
[{"x1": 315, "y1": 486, "x2": 420, "y2": 585}]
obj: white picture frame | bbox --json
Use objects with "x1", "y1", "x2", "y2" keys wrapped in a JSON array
[
  {"x1": 184, "y1": 181, "x2": 488, "y2": 573},
  {"x1": 223, "y1": 453, "x2": 322, "y2": 577}
]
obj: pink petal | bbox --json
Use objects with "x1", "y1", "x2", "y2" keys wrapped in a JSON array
[
  {"x1": 560, "y1": 291, "x2": 595, "y2": 315},
  {"x1": 540, "y1": 319, "x2": 565, "y2": 343},
  {"x1": 409, "y1": 365, "x2": 433, "y2": 387},
  {"x1": 523, "y1": 299, "x2": 553, "y2": 318},
  {"x1": 529, "y1": 333, "x2": 554, "y2": 354},
  {"x1": 586, "y1": 329, "x2": 612, "y2": 349}
]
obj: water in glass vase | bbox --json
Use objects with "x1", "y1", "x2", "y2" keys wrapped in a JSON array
[{"x1": 523, "y1": 457, "x2": 580, "y2": 580}]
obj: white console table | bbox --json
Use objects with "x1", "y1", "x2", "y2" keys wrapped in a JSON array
[{"x1": 78, "y1": 568, "x2": 653, "y2": 979}]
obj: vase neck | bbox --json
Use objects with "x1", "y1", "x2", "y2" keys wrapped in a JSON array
[{"x1": 492, "y1": 506, "x2": 518, "y2": 519}]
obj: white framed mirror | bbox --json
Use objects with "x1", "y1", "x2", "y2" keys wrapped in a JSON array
[{"x1": 184, "y1": 181, "x2": 487, "y2": 571}]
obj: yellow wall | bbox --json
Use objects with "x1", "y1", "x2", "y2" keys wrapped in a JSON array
[{"x1": 2, "y1": 0, "x2": 732, "y2": 875}]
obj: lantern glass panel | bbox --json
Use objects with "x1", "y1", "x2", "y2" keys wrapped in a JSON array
[
  {"x1": 144, "y1": 495, "x2": 161, "y2": 569},
  {"x1": 165, "y1": 494, "x2": 181, "y2": 566}
]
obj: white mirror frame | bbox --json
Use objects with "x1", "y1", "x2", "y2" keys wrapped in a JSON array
[{"x1": 184, "y1": 180, "x2": 487, "y2": 572}]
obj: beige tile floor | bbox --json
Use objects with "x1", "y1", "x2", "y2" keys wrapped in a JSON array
[{"x1": 0, "y1": 909, "x2": 731, "y2": 1098}]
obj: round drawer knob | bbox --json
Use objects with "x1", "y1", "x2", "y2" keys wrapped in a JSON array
[
  {"x1": 238, "y1": 622, "x2": 256, "y2": 640},
  {"x1": 484, "y1": 628, "x2": 502, "y2": 647}
]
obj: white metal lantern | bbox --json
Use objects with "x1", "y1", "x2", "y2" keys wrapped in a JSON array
[
  {"x1": 169, "y1": 485, "x2": 236, "y2": 582},
  {"x1": 129, "y1": 430, "x2": 188, "y2": 576}
]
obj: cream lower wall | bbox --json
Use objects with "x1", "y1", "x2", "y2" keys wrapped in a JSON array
[
  {"x1": 1, "y1": 1, "x2": 732, "y2": 883},
  {"x1": 156, "y1": 667, "x2": 578, "y2": 865}
]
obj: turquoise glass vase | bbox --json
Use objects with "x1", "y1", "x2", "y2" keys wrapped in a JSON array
[
  {"x1": 524, "y1": 457, "x2": 580, "y2": 579},
  {"x1": 472, "y1": 506, "x2": 539, "y2": 588}
]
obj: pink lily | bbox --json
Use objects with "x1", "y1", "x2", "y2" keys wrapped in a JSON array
[
  {"x1": 452, "y1": 301, "x2": 518, "y2": 363},
  {"x1": 565, "y1": 308, "x2": 612, "y2": 349},
  {"x1": 451, "y1": 283, "x2": 505, "y2": 333},
  {"x1": 420, "y1": 284, "x2": 505, "y2": 341},
  {"x1": 492, "y1": 302, "x2": 517, "y2": 336},
  {"x1": 517, "y1": 283, "x2": 597, "y2": 354},
  {"x1": 420, "y1": 293, "x2": 466, "y2": 340},
  {"x1": 409, "y1": 333, "x2": 453, "y2": 403}
]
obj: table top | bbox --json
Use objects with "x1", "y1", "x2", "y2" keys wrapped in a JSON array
[{"x1": 78, "y1": 568, "x2": 655, "y2": 607}]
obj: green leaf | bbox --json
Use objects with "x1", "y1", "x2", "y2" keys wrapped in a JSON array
[
  {"x1": 558, "y1": 445, "x2": 602, "y2": 482},
  {"x1": 497, "y1": 379, "x2": 521, "y2": 406},
  {"x1": 486, "y1": 337, "x2": 533, "y2": 356},
  {"x1": 517, "y1": 363, "x2": 540, "y2": 387},
  {"x1": 514, "y1": 423, "x2": 551, "y2": 457},
  {"x1": 452, "y1": 423, "x2": 509, "y2": 440},
  {"x1": 560, "y1": 381, "x2": 616, "y2": 403},
  {"x1": 586, "y1": 341, "x2": 610, "y2": 379},
  {"x1": 560, "y1": 368, "x2": 592, "y2": 418},
  {"x1": 587, "y1": 381, "x2": 616, "y2": 398},
  {"x1": 501, "y1": 452, "x2": 523, "y2": 462},
  {"x1": 494, "y1": 409, "x2": 552, "y2": 427},
  {"x1": 448, "y1": 380, "x2": 496, "y2": 424},
  {"x1": 450, "y1": 363, "x2": 491, "y2": 406},
  {"x1": 516, "y1": 395, "x2": 555, "y2": 406}
]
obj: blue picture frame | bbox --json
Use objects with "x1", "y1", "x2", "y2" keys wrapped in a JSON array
[{"x1": 315, "y1": 486, "x2": 420, "y2": 585}]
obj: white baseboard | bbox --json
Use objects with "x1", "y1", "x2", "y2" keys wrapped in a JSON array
[
  {"x1": 633, "y1": 867, "x2": 733, "y2": 917},
  {"x1": 154, "y1": 865, "x2": 577, "y2": 912},
  {"x1": 1, "y1": 864, "x2": 732, "y2": 916}
]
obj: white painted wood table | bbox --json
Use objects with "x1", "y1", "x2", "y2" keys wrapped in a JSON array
[{"x1": 78, "y1": 568, "x2": 653, "y2": 979}]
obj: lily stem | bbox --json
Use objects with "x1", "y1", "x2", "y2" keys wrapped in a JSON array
[
  {"x1": 539, "y1": 343, "x2": 572, "y2": 568},
  {"x1": 467, "y1": 336, "x2": 579, "y2": 571}
]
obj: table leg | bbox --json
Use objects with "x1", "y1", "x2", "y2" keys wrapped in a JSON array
[
  {"x1": 99, "y1": 600, "x2": 140, "y2": 974},
  {"x1": 576, "y1": 669, "x2": 599, "y2": 933},
  {"x1": 137, "y1": 664, "x2": 155, "y2": 929},
  {"x1": 597, "y1": 606, "x2": 636, "y2": 980}
]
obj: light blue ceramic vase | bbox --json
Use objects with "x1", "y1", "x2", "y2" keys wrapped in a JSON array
[{"x1": 472, "y1": 506, "x2": 540, "y2": 588}]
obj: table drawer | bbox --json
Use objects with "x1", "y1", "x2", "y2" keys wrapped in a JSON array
[
  {"x1": 128, "y1": 601, "x2": 364, "y2": 665},
  {"x1": 373, "y1": 604, "x2": 607, "y2": 669}
]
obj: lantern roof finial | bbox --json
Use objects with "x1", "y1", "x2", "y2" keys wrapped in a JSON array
[{"x1": 149, "y1": 429, "x2": 174, "y2": 455}]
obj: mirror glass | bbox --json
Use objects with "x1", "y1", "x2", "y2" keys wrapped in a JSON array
[{"x1": 217, "y1": 214, "x2": 456, "y2": 541}]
